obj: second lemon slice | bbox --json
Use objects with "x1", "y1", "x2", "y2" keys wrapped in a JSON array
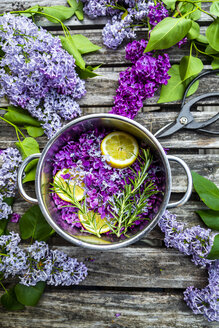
[
  {"x1": 101, "y1": 131, "x2": 139, "y2": 168},
  {"x1": 53, "y1": 168, "x2": 84, "y2": 203},
  {"x1": 78, "y1": 211, "x2": 111, "y2": 235}
]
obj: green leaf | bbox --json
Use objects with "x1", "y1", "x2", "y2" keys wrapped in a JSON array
[
  {"x1": 25, "y1": 159, "x2": 39, "y2": 173},
  {"x1": 4, "y1": 197, "x2": 14, "y2": 206},
  {"x1": 1, "y1": 287, "x2": 25, "y2": 311},
  {"x1": 206, "y1": 18, "x2": 219, "y2": 51},
  {"x1": 42, "y1": 6, "x2": 75, "y2": 23},
  {"x1": 15, "y1": 282, "x2": 46, "y2": 306},
  {"x1": 67, "y1": 0, "x2": 79, "y2": 11},
  {"x1": 24, "y1": 125, "x2": 44, "y2": 138},
  {"x1": 196, "y1": 209, "x2": 219, "y2": 231},
  {"x1": 207, "y1": 234, "x2": 219, "y2": 260},
  {"x1": 19, "y1": 205, "x2": 54, "y2": 241},
  {"x1": 187, "y1": 21, "x2": 200, "y2": 40},
  {"x1": 196, "y1": 34, "x2": 208, "y2": 44},
  {"x1": 76, "y1": 66, "x2": 100, "y2": 79},
  {"x1": 145, "y1": 17, "x2": 192, "y2": 52},
  {"x1": 192, "y1": 171, "x2": 219, "y2": 211},
  {"x1": 212, "y1": 58, "x2": 219, "y2": 70},
  {"x1": 162, "y1": 0, "x2": 177, "y2": 10},
  {"x1": 210, "y1": 2, "x2": 219, "y2": 17},
  {"x1": 21, "y1": 5, "x2": 40, "y2": 17},
  {"x1": 179, "y1": 55, "x2": 203, "y2": 81},
  {"x1": 23, "y1": 165, "x2": 37, "y2": 183},
  {"x1": 15, "y1": 137, "x2": 40, "y2": 160},
  {"x1": 60, "y1": 35, "x2": 85, "y2": 69},
  {"x1": 0, "y1": 218, "x2": 8, "y2": 237},
  {"x1": 178, "y1": 2, "x2": 201, "y2": 21},
  {"x1": 4, "y1": 106, "x2": 41, "y2": 127},
  {"x1": 75, "y1": 0, "x2": 84, "y2": 21},
  {"x1": 72, "y1": 34, "x2": 101, "y2": 54},
  {"x1": 158, "y1": 65, "x2": 199, "y2": 103},
  {"x1": 205, "y1": 45, "x2": 219, "y2": 55}
]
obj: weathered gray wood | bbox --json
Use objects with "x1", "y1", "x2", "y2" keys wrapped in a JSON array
[
  {"x1": 1, "y1": 71, "x2": 219, "y2": 107},
  {"x1": 0, "y1": 111, "x2": 218, "y2": 149},
  {"x1": 0, "y1": 245, "x2": 209, "y2": 288},
  {"x1": 0, "y1": 290, "x2": 217, "y2": 328}
]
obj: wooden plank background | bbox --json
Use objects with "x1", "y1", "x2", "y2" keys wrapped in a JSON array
[{"x1": 0, "y1": 1, "x2": 218, "y2": 327}]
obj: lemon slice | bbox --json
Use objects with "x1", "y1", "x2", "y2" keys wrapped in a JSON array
[
  {"x1": 101, "y1": 131, "x2": 139, "y2": 168},
  {"x1": 75, "y1": 235, "x2": 111, "y2": 245},
  {"x1": 53, "y1": 168, "x2": 84, "y2": 203},
  {"x1": 78, "y1": 211, "x2": 111, "y2": 235}
]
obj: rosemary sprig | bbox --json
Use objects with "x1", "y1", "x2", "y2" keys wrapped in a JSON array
[
  {"x1": 107, "y1": 148, "x2": 159, "y2": 237},
  {"x1": 50, "y1": 177, "x2": 104, "y2": 238}
]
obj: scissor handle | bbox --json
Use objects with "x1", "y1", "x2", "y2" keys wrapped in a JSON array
[
  {"x1": 181, "y1": 69, "x2": 219, "y2": 108},
  {"x1": 183, "y1": 93, "x2": 219, "y2": 130}
]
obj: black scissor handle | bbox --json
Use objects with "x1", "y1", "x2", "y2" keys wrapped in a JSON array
[
  {"x1": 183, "y1": 92, "x2": 219, "y2": 130},
  {"x1": 181, "y1": 69, "x2": 219, "y2": 108}
]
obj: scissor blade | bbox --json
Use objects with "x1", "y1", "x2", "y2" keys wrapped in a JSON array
[{"x1": 155, "y1": 121, "x2": 183, "y2": 138}]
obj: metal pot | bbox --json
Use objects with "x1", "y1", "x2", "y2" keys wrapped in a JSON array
[{"x1": 17, "y1": 114, "x2": 192, "y2": 250}]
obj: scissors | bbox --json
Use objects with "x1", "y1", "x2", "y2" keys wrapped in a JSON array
[{"x1": 155, "y1": 69, "x2": 219, "y2": 138}]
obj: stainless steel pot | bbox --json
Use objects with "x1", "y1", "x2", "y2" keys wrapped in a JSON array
[{"x1": 17, "y1": 114, "x2": 192, "y2": 250}]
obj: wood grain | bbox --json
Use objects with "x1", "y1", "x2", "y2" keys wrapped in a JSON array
[
  {"x1": 0, "y1": 289, "x2": 217, "y2": 328},
  {"x1": 1, "y1": 72, "x2": 219, "y2": 107}
]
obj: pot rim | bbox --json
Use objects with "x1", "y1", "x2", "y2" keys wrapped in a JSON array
[{"x1": 35, "y1": 113, "x2": 171, "y2": 250}]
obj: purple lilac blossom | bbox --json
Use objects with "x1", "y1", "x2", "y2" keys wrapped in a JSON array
[
  {"x1": 51, "y1": 128, "x2": 165, "y2": 232},
  {"x1": 158, "y1": 210, "x2": 217, "y2": 267},
  {"x1": 10, "y1": 213, "x2": 21, "y2": 223},
  {"x1": 0, "y1": 147, "x2": 22, "y2": 220},
  {"x1": 102, "y1": 14, "x2": 135, "y2": 49},
  {"x1": 177, "y1": 37, "x2": 188, "y2": 48},
  {"x1": 184, "y1": 260, "x2": 219, "y2": 322},
  {"x1": 0, "y1": 14, "x2": 86, "y2": 138},
  {"x1": 0, "y1": 232, "x2": 27, "y2": 279},
  {"x1": 148, "y1": 2, "x2": 169, "y2": 27},
  {"x1": 110, "y1": 40, "x2": 171, "y2": 118},
  {"x1": 0, "y1": 234, "x2": 88, "y2": 287},
  {"x1": 81, "y1": 0, "x2": 117, "y2": 17}
]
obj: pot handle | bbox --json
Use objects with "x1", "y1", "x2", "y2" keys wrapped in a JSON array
[
  {"x1": 166, "y1": 155, "x2": 193, "y2": 209},
  {"x1": 17, "y1": 153, "x2": 41, "y2": 204}
]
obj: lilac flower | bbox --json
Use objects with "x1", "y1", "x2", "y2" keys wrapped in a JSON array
[
  {"x1": 0, "y1": 147, "x2": 22, "y2": 198},
  {"x1": 102, "y1": 14, "x2": 135, "y2": 49},
  {"x1": 47, "y1": 249, "x2": 88, "y2": 286},
  {"x1": 184, "y1": 260, "x2": 219, "y2": 322},
  {"x1": 0, "y1": 14, "x2": 86, "y2": 138},
  {"x1": 148, "y1": 2, "x2": 169, "y2": 27},
  {"x1": 110, "y1": 40, "x2": 171, "y2": 118},
  {"x1": 81, "y1": 0, "x2": 117, "y2": 17},
  {"x1": 177, "y1": 37, "x2": 187, "y2": 48},
  {"x1": 0, "y1": 232, "x2": 27, "y2": 278},
  {"x1": 19, "y1": 241, "x2": 52, "y2": 286},
  {"x1": 159, "y1": 211, "x2": 216, "y2": 267},
  {"x1": 0, "y1": 147, "x2": 22, "y2": 220},
  {"x1": 10, "y1": 212, "x2": 21, "y2": 223}
]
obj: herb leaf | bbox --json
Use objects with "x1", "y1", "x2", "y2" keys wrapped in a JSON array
[
  {"x1": 206, "y1": 17, "x2": 219, "y2": 52},
  {"x1": 42, "y1": 6, "x2": 75, "y2": 23},
  {"x1": 192, "y1": 171, "x2": 219, "y2": 211}
]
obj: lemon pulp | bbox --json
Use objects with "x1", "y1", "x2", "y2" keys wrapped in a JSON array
[
  {"x1": 78, "y1": 211, "x2": 111, "y2": 235},
  {"x1": 101, "y1": 131, "x2": 139, "y2": 168},
  {"x1": 53, "y1": 168, "x2": 84, "y2": 203}
]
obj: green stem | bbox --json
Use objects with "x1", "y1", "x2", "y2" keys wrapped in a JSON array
[
  {"x1": 193, "y1": 43, "x2": 216, "y2": 58},
  {"x1": 0, "y1": 281, "x2": 8, "y2": 294},
  {"x1": 0, "y1": 253, "x2": 9, "y2": 256},
  {"x1": 0, "y1": 115, "x2": 25, "y2": 139}
]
